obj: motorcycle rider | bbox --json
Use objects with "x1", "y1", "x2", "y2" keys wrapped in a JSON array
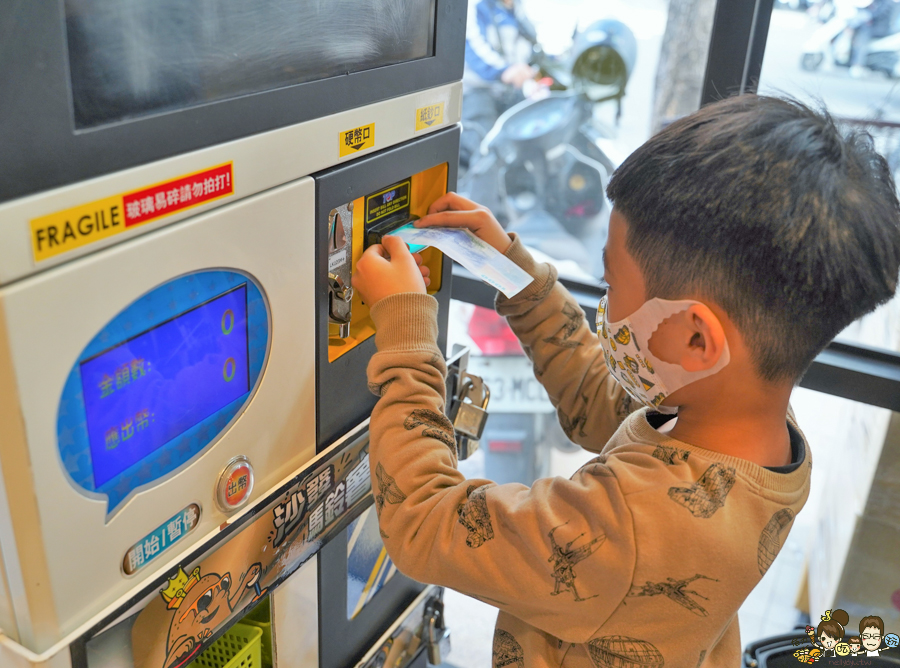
[
  {"x1": 461, "y1": 0, "x2": 539, "y2": 171},
  {"x1": 850, "y1": 0, "x2": 898, "y2": 77}
]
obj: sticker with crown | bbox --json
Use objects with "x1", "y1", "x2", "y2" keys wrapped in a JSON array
[{"x1": 129, "y1": 433, "x2": 372, "y2": 668}]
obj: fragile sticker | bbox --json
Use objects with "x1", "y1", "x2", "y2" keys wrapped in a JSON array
[
  {"x1": 339, "y1": 123, "x2": 375, "y2": 157},
  {"x1": 415, "y1": 102, "x2": 445, "y2": 131},
  {"x1": 30, "y1": 163, "x2": 234, "y2": 262}
]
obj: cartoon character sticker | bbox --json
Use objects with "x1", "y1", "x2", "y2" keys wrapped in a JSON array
[
  {"x1": 156, "y1": 564, "x2": 265, "y2": 668},
  {"x1": 792, "y1": 611, "x2": 897, "y2": 663},
  {"x1": 131, "y1": 438, "x2": 371, "y2": 668}
]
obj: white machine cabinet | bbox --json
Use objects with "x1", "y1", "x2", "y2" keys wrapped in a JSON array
[{"x1": 0, "y1": 0, "x2": 465, "y2": 666}]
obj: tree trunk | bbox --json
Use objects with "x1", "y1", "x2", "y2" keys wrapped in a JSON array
[{"x1": 651, "y1": 0, "x2": 718, "y2": 134}]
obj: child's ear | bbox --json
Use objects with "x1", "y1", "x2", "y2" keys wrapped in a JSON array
[{"x1": 680, "y1": 304, "x2": 726, "y2": 372}]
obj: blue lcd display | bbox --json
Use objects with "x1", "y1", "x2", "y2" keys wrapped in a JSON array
[{"x1": 79, "y1": 285, "x2": 250, "y2": 488}]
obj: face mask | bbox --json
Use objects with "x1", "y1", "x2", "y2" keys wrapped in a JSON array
[{"x1": 595, "y1": 295, "x2": 730, "y2": 414}]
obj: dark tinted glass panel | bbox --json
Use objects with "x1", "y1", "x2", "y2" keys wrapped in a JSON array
[{"x1": 66, "y1": 0, "x2": 437, "y2": 129}]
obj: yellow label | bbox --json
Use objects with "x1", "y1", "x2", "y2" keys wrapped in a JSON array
[
  {"x1": 29, "y1": 162, "x2": 235, "y2": 263},
  {"x1": 415, "y1": 103, "x2": 445, "y2": 131},
  {"x1": 339, "y1": 123, "x2": 376, "y2": 157},
  {"x1": 30, "y1": 195, "x2": 125, "y2": 262}
]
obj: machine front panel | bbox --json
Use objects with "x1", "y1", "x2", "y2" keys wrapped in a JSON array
[
  {"x1": 0, "y1": 0, "x2": 465, "y2": 662},
  {"x1": 0, "y1": 84, "x2": 462, "y2": 286},
  {"x1": 0, "y1": 179, "x2": 316, "y2": 645},
  {"x1": 0, "y1": 1, "x2": 464, "y2": 204},
  {"x1": 58, "y1": 271, "x2": 269, "y2": 513},
  {"x1": 315, "y1": 126, "x2": 459, "y2": 449}
]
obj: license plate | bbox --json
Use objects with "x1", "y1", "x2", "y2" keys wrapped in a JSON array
[{"x1": 466, "y1": 355, "x2": 553, "y2": 413}]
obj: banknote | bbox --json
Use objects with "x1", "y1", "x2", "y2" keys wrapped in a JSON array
[{"x1": 388, "y1": 223, "x2": 534, "y2": 298}]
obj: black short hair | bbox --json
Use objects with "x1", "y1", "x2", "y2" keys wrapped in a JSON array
[{"x1": 606, "y1": 94, "x2": 900, "y2": 382}]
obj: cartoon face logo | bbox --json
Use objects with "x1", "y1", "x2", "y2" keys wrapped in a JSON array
[
  {"x1": 623, "y1": 354, "x2": 639, "y2": 374},
  {"x1": 836, "y1": 642, "x2": 850, "y2": 656},
  {"x1": 614, "y1": 326, "x2": 631, "y2": 346},
  {"x1": 819, "y1": 633, "x2": 837, "y2": 650},
  {"x1": 160, "y1": 563, "x2": 265, "y2": 668},
  {"x1": 862, "y1": 626, "x2": 883, "y2": 651}
]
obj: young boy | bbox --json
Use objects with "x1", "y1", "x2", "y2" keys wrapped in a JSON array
[{"x1": 351, "y1": 95, "x2": 900, "y2": 667}]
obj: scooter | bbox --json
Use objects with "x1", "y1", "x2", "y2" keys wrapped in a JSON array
[
  {"x1": 800, "y1": 0, "x2": 900, "y2": 75},
  {"x1": 457, "y1": 19, "x2": 634, "y2": 485},
  {"x1": 460, "y1": 18, "x2": 635, "y2": 278}
]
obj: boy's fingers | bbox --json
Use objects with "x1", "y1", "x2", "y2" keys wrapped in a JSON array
[
  {"x1": 412, "y1": 252, "x2": 424, "y2": 266},
  {"x1": 382, "y1": 234, "x2": 415, "y2": 263},
  {"x1": 359, "y1": 243, "x2": 389, "y2": 263},
  {"x1": 417, "y1": 209, "x2": 488, "y2": 229},
  {"x1": 427, "y1": 191, "x2": 480, "y2": 215}
]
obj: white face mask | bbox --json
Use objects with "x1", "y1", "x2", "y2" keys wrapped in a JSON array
[{"x1": 595, "y1": 295, "x2": 730, "y2": 414}]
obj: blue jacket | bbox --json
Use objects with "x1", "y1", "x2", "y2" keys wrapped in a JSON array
[{"x1": 465, "y1": 0, "x2": 534, "y2": 84}]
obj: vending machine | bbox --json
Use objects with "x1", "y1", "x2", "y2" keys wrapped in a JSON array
[{"x1": 0, "y1": 1, "x2": 465, "y2": 666}]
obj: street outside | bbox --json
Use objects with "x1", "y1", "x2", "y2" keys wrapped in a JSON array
[
  {"x1": 438, "y1": 4, "x2": 899, "y2": 666},
  {"x1": 760, "y1": 7, "x2": 900, "y2": 123}
]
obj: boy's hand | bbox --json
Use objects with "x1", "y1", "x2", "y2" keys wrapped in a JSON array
[
  {"x1": 352, "y1": 236, "x2": 430, "y2": 306},
  {"x1": 416, "y1": 192, "x2": 512, "y2": 254}
]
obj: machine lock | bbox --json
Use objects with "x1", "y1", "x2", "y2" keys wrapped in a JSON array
[
  {"x1": 424, "y1": 597, "x2": 451, "y2": 666},
  {"x1": 449, "y1": 374, "x2": 490, "y2": 460},
  {"x1": 327, "y1": 205, "x2": 354, "y2": 339},
  {"x1": 327, "y1": 272, "x2": 354, "y2": 338}
]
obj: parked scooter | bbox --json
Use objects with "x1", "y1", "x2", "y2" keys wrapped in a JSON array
[
  {"x1": 800, "y1": 0, "x2": 900, "y2": 75},
  {"x1": 458, "y1": 19, "x2": 634, "y2": 485},
  {"x1": 461, "y1": 18, "x2": 635, "y2": 278}
]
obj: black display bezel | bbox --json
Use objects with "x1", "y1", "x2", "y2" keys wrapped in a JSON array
[{"x1": 0, "y1": 0, "x2": 463, "y2": 204}]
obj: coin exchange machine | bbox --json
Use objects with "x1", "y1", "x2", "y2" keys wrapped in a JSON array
[{"x1": 0, "y1": 1, "x2": 463, "y2": 666}]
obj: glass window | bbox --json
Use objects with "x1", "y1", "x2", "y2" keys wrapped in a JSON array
[
  {"x1": 448, "y1": 0, "x2": 720, "y2": 654},
  {"x1": 448, "y1": 300, "x2": 595, "y2": 488},
  {"x1": 458, "y1": 0, "x2": 713, "y2": 284},
  {"x1": 66, "y1": 0, "x2": 436, "y2": 128},
  {"x1": 757, "y1": 2, "x2": 900, "y2": 352}
]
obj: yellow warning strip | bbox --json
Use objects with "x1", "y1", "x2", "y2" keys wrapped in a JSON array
[{"x1": 352, "y1": 547, "x2": 388, "y2": 618}]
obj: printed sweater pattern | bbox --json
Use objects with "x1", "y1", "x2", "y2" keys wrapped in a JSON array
[{"x1": 366, "y1": 235, "x2": 811, "y2": 668}]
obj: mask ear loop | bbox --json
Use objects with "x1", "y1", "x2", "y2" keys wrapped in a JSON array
[
  {"x1": 627, "y1": 298, "x2": 731, "y2": 391},
  {"x1": 598, "y1": 297, "x2": 731, "y2": 414}
]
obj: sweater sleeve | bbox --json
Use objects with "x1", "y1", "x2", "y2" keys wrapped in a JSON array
[
  {"x1": 365, "y1": 292, "x2": 636, "y2": 643},
  {"x1": 495, "y1": 234, "x2": 637, "y2": 453}
]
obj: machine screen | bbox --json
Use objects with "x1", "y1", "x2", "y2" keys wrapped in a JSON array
[
  {"x1": 65, "y1": 0, "x2": 437, "y2": 128},
  {"x1": 80, "y1": 285, "x2": 250, "y2": 488}
]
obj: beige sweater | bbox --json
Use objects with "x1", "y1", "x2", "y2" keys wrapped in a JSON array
[{"x1": 366, "y1": 236, "x2": 811, "y2": 668}]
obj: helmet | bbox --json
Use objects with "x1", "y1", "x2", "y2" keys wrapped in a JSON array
[{"x1": 570, "y1": 19, "x2": 637, "y2": 102}]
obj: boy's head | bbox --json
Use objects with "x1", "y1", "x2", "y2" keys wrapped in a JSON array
[
  {"x1": 606, "y1": 94, "x2": 900, "y2": 383},
  {"x1": 861, "y1": 616, "x2": 885, "y2": 651}
]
